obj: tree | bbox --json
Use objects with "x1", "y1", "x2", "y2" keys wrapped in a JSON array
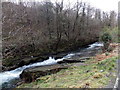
[{"x1": 109, "y1": 11, "x2": 117, "y2": 28}]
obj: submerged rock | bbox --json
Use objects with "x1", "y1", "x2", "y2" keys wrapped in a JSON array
[{"x1": 20, "y1": 64, "x2": 69, "y2": 83}]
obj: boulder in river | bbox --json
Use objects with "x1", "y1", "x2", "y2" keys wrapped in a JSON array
[{"x1": 20, "y1": 64, "x2": 69, "y2": 83}]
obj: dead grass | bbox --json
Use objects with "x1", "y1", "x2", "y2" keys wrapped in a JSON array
[{"x1": 94, "y1": 43, "x2": 119, "y2": 62}]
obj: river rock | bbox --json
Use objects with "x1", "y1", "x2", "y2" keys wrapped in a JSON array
[
  {"x1": 2, "y1": 56, "x2": 49, "y2": 71},
  {"x1": 52, "y1": 53, "x2": 67, "y2": 59},
  {"x1": 20, "y1": 64, "x2": 69, "y2": 83}
]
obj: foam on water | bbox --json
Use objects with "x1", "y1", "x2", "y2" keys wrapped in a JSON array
[
  {"x1": 56, "y1": 53, "x2": 75, "y2": 62},
  {"x1": 0, "y1": 53, "x2": 75, "y2": 86},
  {"x1": 87, "y1": 42, "x2": 103, "y2": 49},
  {"x1": 0, "y1": 57, "x2": 57, "y2": 86}
]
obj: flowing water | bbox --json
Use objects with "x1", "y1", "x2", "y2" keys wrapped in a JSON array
[{"x1": 0, "y1": 42, "x2": 103, "y2": 89}]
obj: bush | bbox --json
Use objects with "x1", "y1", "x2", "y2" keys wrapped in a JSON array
[
  {"x1": 100, "y1": 27, "x2": 118, "y2": 43},
  {"x1": 101, "y1": 32, "x2": 112, "y2": 43},
  {"x1": 100, "y1": 32, "x2": 112, "y2": 52}
]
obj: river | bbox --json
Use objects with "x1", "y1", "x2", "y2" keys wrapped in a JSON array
[{"x1": 0, "y1": 42, "x2": 103, "y2": 89}]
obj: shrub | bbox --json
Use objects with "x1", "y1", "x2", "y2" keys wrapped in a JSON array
[
  {"x1": 101, "y1": 32, "x2": 112, "y2": 43},
  {"x1": 100, "y1": 32, "x2": 112, "y2": 52}
]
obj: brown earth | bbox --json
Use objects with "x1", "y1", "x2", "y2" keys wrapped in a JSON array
[{"x1": 93, "y1": 43, "x2": 119, "y2": 63}]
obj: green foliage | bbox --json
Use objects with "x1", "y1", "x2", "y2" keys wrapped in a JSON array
[
  {"x1": 101, "y1": 32, "x2": 112, "y2": 43},
  {"x1": 100, "y1": 32, "x2": 112, "y2": 52},
  {"x1": 99, "y1": 27, "x2": 118, "y2": 52},
  {"x1": 105, "y1": 52, "x2": 109, "y2": 56},
  {"x1": 100, "y1": 27, "x2": 118, "y2": 43}
]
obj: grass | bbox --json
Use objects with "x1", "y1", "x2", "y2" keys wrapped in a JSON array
[{"x1": 17, "y1": 56, "x2": 118, "y2": 88}]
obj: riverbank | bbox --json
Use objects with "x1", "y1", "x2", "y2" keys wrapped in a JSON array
[
  {"x1": 17, "y1": 43, "x2": 119, "y2": 88},
  {"x1": 17, "y1": 57, "x2": 118, "y2": 88},
  {"x1": 2, "y1": 41, "x2": 97, "y2": 72},
  {"x1": 1, "y1": 42, "x2": 104, "y2": 89}
]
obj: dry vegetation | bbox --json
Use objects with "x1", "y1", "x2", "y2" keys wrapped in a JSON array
[
  {"x1": 94, "y1": 43, "x2": 119, "y2": 62},
  {"x1": 2, "y1": 1, "x2": 117, "y2": 68}
]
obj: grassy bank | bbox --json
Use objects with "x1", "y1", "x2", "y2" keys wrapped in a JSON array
[{"x1": 17, "y1": 55, "x2": 118, "y2": 88}]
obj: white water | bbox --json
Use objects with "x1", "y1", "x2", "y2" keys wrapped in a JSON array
[
  {"x1": 87, "y1": 42, "x2": 103, "y2": 49},
  {"x1": 0, "y1": 42, "x2": 103, "y2": 87},
  {"x1": 0, "y1": 54, "x2": 75, "y2": 86}
]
